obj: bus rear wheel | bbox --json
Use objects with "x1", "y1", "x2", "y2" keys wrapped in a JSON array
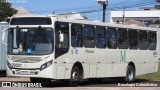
[
  {"x1": 125, "y1": 65, "x2": 135, "y2": 82},
  {"x1": 70, "y1": 66, "x2": 81, "y2": 86}
]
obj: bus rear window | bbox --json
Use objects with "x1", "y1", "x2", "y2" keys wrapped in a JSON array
[{"x1": 10, "y1": 17, "x2": 52, "y2": 25}]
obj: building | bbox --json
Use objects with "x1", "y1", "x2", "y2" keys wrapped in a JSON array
[
  {"x1": 110, "y1": 8, "x2": 160, "y2": 26},
  {"x1": 54, "y1": 12, "x2": 84, "y2": 20}
]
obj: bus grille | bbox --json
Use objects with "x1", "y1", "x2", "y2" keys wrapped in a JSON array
[{"x1": 10, "y1": 56, "x2": 42, "y2": 63}]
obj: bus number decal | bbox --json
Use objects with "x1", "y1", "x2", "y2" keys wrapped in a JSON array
[
  {"x1": 75, "y1": 48, "x2": 78, "y2": 54},
  {"x1": 120, "y1": 51, "x2": 126, "y2": 63},
  {"x1": 71, "y1": 48, "x2": 78, "y2": 55},
  {"x1": 12, "y1": 63, "x2": 22, "y2": 68}
]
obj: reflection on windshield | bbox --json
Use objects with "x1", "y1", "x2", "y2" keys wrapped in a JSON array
[{"x1": 8, "y1": 28, "x2": 53, "y2": 55}]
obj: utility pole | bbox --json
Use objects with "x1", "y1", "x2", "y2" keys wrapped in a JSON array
[
  {"x1": 102, "y1": 3, "x2": 107, "y2": 22},
  {"x1": 123, "y1": 6, "x2": 125, "y2": 24},
  {"x1": 156, "y1": 0, "x2": 160, "y2": 2},
  {"x1": 96, "y1": 0, "x2": 108, "y2": 22},
  {"x1": 154, "y1": 0, "x2": 160, "y2": 10}
]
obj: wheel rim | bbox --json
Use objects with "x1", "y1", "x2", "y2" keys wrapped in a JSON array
[
  {"x1": 128, "y1": 70, "x2": 134, "y2": 81},
  {"x1": 72, "y1": 71, "x2": 78, "y2": 81}
]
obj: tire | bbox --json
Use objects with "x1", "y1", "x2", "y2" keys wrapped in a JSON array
[
  {"x1": 70, "y1": 66, "x2": 82, "y2": 86},
  {"x1": 88, "y1": 78, "x2": 103, "y2": 83},
  {"x1": 30, "y1": 78, "x2": 51, "y2": 83},
  {"x1": 125, "y1": 65, "x2": 135, "y2": 82},
  {"x1": 30, "y1": 78, "x2": 39, "y2": 83}
]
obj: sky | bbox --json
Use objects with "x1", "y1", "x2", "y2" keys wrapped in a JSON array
[
  {"x1": 11, "y1": 0, "x2": 123, "y2": 12},
  {"x1": 8, "y1": 0, "x2": 158, "y2": 22}
]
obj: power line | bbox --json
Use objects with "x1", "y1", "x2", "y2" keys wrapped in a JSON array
[
  {"x1": 108, "y1": 0, "x2": 157, "y2": 10},
  {"x1": 15, "y1": 0, "x2": 159, "y2": 16},
  {"x1": 55, "y1": 1, "x2": 158, "y2": 15}
]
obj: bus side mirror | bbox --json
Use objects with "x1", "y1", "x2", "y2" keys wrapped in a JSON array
[{"x1": 59, "y1": 33, "x2": 64, "y2": 43}]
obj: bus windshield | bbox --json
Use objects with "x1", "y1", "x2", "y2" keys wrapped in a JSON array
[{"x1": 8, "y1": 28, "x2": 54, "y2": 55}]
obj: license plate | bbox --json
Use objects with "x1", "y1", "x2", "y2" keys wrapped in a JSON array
[{"x1": 20, "y1": 70, "x2": 30, "y2": 75}]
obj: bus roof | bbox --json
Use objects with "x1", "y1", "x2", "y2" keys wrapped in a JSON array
[{"x1": 10, "y1": 14, "x2": 158, "y2": 31}]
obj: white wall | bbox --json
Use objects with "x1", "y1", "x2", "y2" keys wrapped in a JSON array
[
  {"x1": 0, "y1": 23, "x2": 8, "y2": 70},
  {"x1": 110, "y1": 10, "x2": 160, "y2": 23}
]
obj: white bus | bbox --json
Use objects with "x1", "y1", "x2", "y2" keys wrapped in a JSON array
[{"x1": 4, "y1": 15, "x2": 159, "y2": 84}]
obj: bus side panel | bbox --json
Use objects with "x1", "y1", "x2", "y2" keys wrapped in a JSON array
[
  {"x1": 56, "y1": 65, "x2": 66, "y2": 79},
  {"x1": 55, "y1": 54, "x2": 71, "y2": 79},
  {"x1": 106, "y1": 49, "x2": 126, "y2": 77},
  {"x1": 141, "y1": 50, "x2": 157, "y2": 75},
  {"x1": 154, "y1": 63, "x2": 159, "y2": 72},
  {"x1": 95, "y1": 49, "x2": 107, "y2": 77},
  {"x1": 55, "y1": 63, "x2": 89, "y2": 79},
  {"x1": 107, "y1": 49, "x2": 141, "y2": 77},
  {"x1": 86, "y1": 48, "x2": 97, "y2": 78},
  {"x1": 97, "y1": 64, "x2": 107, "y2": 77},
  {"x1": 106, "y1": 64, "x2": 127, "y2": 77},
  {"x1": 126, "y1": 50, "x2": 141, "y2": 75},
  {"x1": 70, "y1": 48, "x2": 90, "y2": 79},
  {"x1": 89, "y1": 64, "x2": 97, "y2": 77},
  {"x1": 82, "y1": 64, "x2": 90, "y2": 79}
]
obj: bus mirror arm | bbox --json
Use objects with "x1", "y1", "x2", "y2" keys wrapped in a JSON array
[{"x1": 1, "y1": 28, "x2": 8, "y2": 46}]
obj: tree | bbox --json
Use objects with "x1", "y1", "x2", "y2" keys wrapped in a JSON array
[
  {"x1": 153, "y1": 20, "x2": 160, "y2": 24},
  {"x1": 0, "y1": 0, "x2": 17, "y2": 21}
]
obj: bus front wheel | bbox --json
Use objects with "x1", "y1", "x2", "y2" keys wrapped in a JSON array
[
  {"x1": 125, "y1": 65, "x2": 135, "y2": 82},
  {"x1": 70, "y1": 66, "x2": 81, "y2": 86}
]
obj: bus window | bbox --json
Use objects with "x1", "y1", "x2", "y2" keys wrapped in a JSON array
[
  {"x1": 55, "y1": 22, "x2": 69, "y2": 58},
  {"x1": 139, "y1": 30, "x2": 148, "y2": 50},
  {"x1": 107, "y1": 28, "x2": 117, "y2": 49},
  {"x1": 71, "y1": 24, "x2": 83, "y2": 47},
  {"x1": 148, "y1": 31, "x2": 157, "y2": 50},
  {"x1": 117, "y1": 28, "x2": 128, "y2": 49},
  {"x1": 128, "y1": 30, "x2": 138, "y2": 49},
  {"x1": 96, "y1": 27, "x2": 106, "y2": 48},
  {"x1": 83, "y1": 25, "x2": 95, "y2": 48}
]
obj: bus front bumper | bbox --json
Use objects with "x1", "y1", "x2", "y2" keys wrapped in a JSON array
[{"x1": 7, "y1": 63, "x2": 55, "y2": 79}]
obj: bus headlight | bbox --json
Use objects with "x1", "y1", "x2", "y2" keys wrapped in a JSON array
[
  {"x1": 40, "y1": 60, "x2": 53, "y2": 71},
  {"x1": 7, "y1": 62, "x2": 12, "y2": 70}
]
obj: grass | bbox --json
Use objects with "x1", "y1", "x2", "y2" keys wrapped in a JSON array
[{"x1": 136, "y1": 63, "x2": 160, "y2": 81}]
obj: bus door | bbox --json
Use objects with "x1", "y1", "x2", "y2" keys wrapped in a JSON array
[{"x1": 55, "y1": 22, "x2": 70, "y2": 79}]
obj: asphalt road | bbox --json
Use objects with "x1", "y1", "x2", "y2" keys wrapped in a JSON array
[
  {"x1": 34, "y1": 78, "x2": 160, "y2": 87},
  {"x1": 0, "y1": 77, "x2": 160, "y2": 87},
  {"x1": 0, "y1": 87, "x2": 159, "y2": 90}
]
